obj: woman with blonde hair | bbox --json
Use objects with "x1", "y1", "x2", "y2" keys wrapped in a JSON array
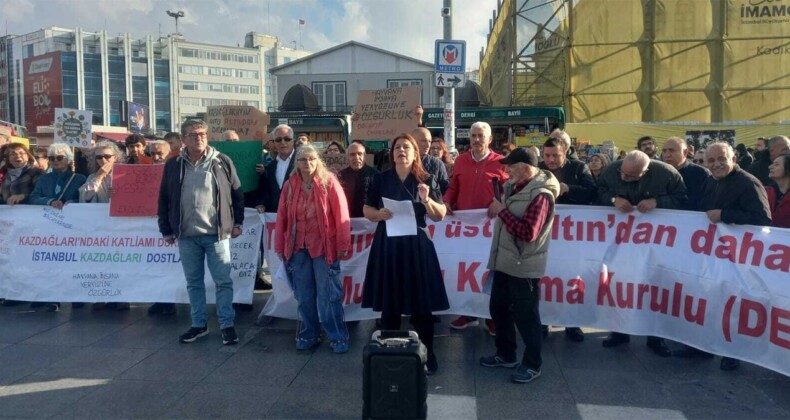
[{"x1": 275, "y1": 145, "x2": 352, "y2": 353}]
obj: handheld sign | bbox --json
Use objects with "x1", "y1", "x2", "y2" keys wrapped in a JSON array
[
  {"x1": 212, "y1": 141, "x2": 262, "y2": 192},
  {"x1": 109, "y1": 164, "x2": 164, "y2": 217},
  {"x1": 352, "y1": 86, "x2": 421, "y2": 140},
  {"x1": 206, "y1": 106, "x2": 270, "y2": 141}
]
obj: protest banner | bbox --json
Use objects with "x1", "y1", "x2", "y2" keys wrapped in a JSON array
[
  {"x1": 109, "y1": 164, "x2": 165, "y2": 217},
  {"x1": 54, "y1": 108, "x2": 92, "y2": 147},
  {"x1": 258, "y1": 207, "x2": 790, "y2": 377},
  {"x1": 0, "y1": 205, "x2": 261, "y2": 304},
  {"x1": 212, "y1": 141, "x2": 262, "y2": 192},
  {"x1": 206, "y1": 105, "x2": 270, "y2": 141},
  {"x1": 2, "y1": 205, "x2": 788, "y2": 376},
  {"x1": 352, "y1": 86, "x2": 421, "y2": 140}
]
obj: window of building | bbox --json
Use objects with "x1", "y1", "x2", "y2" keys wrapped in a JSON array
[
  {"x1": 387, "y1": 79, "x2": 422, "y2": 88},
  {"x1": 312, "y1": 81, "x2": 346, "y2": 111}
]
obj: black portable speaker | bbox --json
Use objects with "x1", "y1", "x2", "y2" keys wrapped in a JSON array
[{"x1": 362, "y1": 330, "x2": 428, "y2": 420}]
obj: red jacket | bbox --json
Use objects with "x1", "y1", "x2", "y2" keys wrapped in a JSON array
[
  {"x1": 275, "y1": 173, "x2": 351, "y2": 264},
  {"x1": 766, "y1": 186, "x2": 790, "y2": 228},
  {"x1": 443, "y1": 150, "x2": 508, "y2": 210}
]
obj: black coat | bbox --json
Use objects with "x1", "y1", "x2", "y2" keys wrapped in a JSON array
[
  {"x1": 747, "y1": 150, "x2": 774, "y2": 187},
  {"x1": 255, "y1": 155, "x2": 295, "y2": 212},
  {"x1": 710, "y1": 166, "x2": 771, "y2": 226},
  {"x1": 338, "y1": 165, "x2": 379, "y2": 218},
  {"x1": 539, "y1": 159, "x2": 597, "y2": 205}
]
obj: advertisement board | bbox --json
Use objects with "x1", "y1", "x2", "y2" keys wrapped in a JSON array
[{"x1": 23, "y1": 51, "x2": 63, "y2": 132}]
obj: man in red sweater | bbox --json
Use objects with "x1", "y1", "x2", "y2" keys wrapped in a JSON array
[{"x1": 444, "y1": 121, "x2": 509, "y2": 335}]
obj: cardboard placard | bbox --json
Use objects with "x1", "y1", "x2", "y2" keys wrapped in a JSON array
[
  {"x1": 352, "y1": 86, "x2": 421, "y2": 140},
  {"x1": 109, "y1": 164, "x2": 164, "y2": 217},
  {"x1": 212, "y1": 141, "x2": 263, "y2": 193},
  {"x1": 206, "y1": 106, "x2": 270, "y2": 141}
]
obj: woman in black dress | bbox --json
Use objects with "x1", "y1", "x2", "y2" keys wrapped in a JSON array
[{"x1": 362, "y1": 134, "x2": 449, "y2": 375}]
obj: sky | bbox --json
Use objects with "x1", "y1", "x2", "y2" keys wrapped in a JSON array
[{"x1": 2, "y1": 0, "x2": 497, "y2": 69}]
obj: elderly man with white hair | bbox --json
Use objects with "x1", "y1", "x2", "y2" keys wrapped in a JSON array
[{"x1": 596, "y1": 149, "x2": 687, "y2": 357}]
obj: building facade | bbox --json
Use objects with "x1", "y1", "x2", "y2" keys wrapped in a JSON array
[
  {"x1": 0, "y1": 27, "x2": 304, "y2": 136},
  {"x1": 270, "y1": 41, "x2": 438, "y2": 112}
]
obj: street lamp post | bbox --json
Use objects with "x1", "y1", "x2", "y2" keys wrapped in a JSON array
[{"x1": 166, "y1": 10, "x2": 185, "y2": 35}]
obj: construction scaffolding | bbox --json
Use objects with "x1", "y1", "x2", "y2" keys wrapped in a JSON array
[{"x1": 480, "y1": 0, "x2": 790, "y2": 124}]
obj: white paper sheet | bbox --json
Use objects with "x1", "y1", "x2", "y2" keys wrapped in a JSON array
[{"x1": 382, "y1": 197, "x2": 417, "y2": 237}]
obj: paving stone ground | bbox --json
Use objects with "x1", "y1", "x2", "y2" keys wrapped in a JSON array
[{"x1": 0, "y1": 291, "x2": 788, "y2": 419}]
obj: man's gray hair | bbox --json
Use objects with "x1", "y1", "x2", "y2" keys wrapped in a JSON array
[
  {"x1": 470, "y1": 121, "x2": 492, "y2": 138},
  {"x1": 181, "y1": 119, "x2": 208, "y2": 136},
  {"x1": 623, "y1": 150, "x2": 650, "y2": 171},
  {"x1": 768, "y1": 135, "x2": 789, "y2": 149},
  {"x1": 664, "y1": 136, "x2": 688, "y2": 149},
  {"x1": 47, "y1": 143, "x2": 74, "y2": 163},
  {"x1": 549, "y1": 128, "x2": 571, "y2": 151},
  {"x1": 705, "y1": 141, "x2": 735, "y2": 159},
  {"x1": 271, "y1": 124, "x2": 294, "y2": 139}
]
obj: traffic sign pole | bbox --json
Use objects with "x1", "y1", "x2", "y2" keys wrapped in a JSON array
[{"x1": 443, "y1": 0, "x2": 456, "y2": 154}]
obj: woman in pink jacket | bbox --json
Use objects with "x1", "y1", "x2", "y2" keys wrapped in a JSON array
[{"x1": 275, "y1": 145, "x2": 352, "y2": 353}]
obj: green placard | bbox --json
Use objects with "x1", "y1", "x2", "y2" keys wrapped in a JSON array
[{"x1": 211, "y1": 141, "x2": 262, "y2": 193}]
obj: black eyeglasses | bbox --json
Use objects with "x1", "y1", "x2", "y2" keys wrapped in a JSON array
[
  {"x1": 95, "y1": 154, "x2": 115, "y2": 160},
  {"x1": 693, "y1": 159, "x2": 704, "y2": 164},
  {"x1": 274, "y1": 137, "x2": 293, "y2": 143},
  {"x1": 48, "y1": 155, "x2": 67, "y2": 162}
]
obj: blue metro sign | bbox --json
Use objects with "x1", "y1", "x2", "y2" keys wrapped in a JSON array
[{"x1": 435, "y1": 40, "x2": 466, "y2": 73}]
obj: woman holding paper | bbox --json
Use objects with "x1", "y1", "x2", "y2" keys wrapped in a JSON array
[
  {"x1": 362, "y1": 133, "x2": 449, "y2": 375},
  {"x1": 275, "y1": 145, "x2": 352, "y2": 354},
  {"x1": 79, "y1": 141, "x2": 123, "y2": 204}
]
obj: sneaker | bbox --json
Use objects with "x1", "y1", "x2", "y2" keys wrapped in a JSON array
[
  {"x1": 221, "y1": 327, "x2": 239, "y2": 345},
  {"x1": 449, "y1": 316, "x2": 479, "y2": 330},
  {"x1": 485, "y1": 319, "x2": 497, "y2": 336},
  {"x1": 602, "y1": 332, "x2": 630, "y2": 348},
  {"x1": 720, "y1": 357, "x2": 741, "y2": 371},
  {"x1": 426, "y1": 352, "x2": 438, "y2": 376},
  {"x1": 295, "y1": 338, "x2": 321, "y2": 351},
  {"x1": 511, "y1": 365, "x2": 541, "y2": 384},
  {"x1": 147, "y1": 303, "x2": 164, "y2": 315},
  {"x1": 565, "y1": 327, "x2": 584, "y2": 342},
  {"x1": 179, "y1": 326, "x2": 209, "y2": 343},
  {"x1": 45, "y1": 303, "x2": 60, "y2": 312},
  {"x1": 114, "y1": 302, "x2": 130, "y2": 311},
  {"x1": 160, "y1": 303, "x2": 176, "y2": 315},
  {"x1": 480, "y1": 354, "x2": 519, "y2": 368},
  {"x1": 330, "y1": 341, "x2": 349, "y2": 354}
]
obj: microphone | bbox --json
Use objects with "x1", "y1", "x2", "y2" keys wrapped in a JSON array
[{"x1": 492, "y1": 176, "x2": 501, "y2": 202}]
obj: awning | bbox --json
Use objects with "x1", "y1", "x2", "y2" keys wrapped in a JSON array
[{"x1": 94, "y1": 132, "x2": 130, "y2": 143}]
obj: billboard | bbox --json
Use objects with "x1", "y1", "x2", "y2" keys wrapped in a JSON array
[
  {"x1": 120, "y1": 101, "x2": 150, "y2": 134},
  {"x1": 23, "y1": 51, "x2": 63, "y2": 133}
]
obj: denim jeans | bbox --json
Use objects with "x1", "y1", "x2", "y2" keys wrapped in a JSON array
[
  {"x1": 286, "y1": 249, "x2": 348, "y2": 345},
  {"x1": 178, "y1": 235, "x2": 235, "y2": 329}
]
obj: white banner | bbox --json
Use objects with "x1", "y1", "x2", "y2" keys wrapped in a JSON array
[
  {"x1": 0, "y1": 204, "x2": 261, "y2": 304},
  {"x1": 260, "y1": 207, "x2": 790, "y2": 377},
  {"x1": 1, "y1": 204, "x2": 788, "y2": 376}
]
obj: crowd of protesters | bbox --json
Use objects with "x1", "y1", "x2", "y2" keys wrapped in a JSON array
[{"x1": 1, "y1": 120, "x2": 788, "y2": 381}]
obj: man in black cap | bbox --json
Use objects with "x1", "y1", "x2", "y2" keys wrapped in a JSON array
[{"x1": 480, "y1": 147, "x2": 560, "y2": 385}]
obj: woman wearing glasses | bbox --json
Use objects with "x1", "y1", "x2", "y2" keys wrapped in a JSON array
[
  {"x1": 79, "y1": 141, "x2": 124, "y2": 203},
  {"x1": 30, "y1": 144, "x2": 87, "y2": 209},
  {"x1": 274, "y1": 145, "x2": 352, "y2": 353},
  {"x1": 28, "y1": 144, "x2": 86, "y2": 312},
  {"x1": 0, "y1": 143, "x2": 43, "y2": 205}
]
